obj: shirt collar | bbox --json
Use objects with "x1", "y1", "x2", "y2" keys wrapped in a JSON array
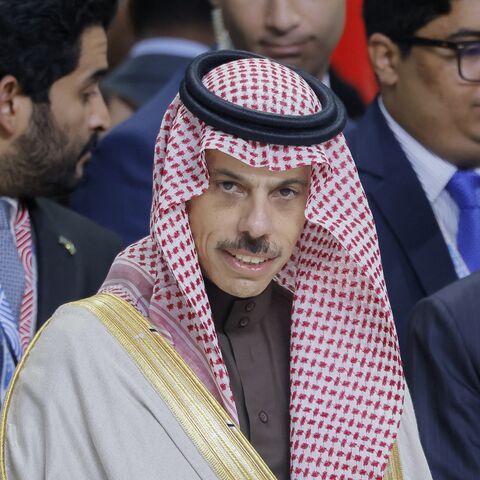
[
  {"x1": 378, "y1": 98, "x2": 466, "y2": 202},
  {"x1": 0, "y1": 196, "x2": 19, "y2": 231},
  {"x1": 322, "y1": 73, "x2": 330, "y2": 88},
  {"x1": 205, "y1": 277, "x2": 273, "y2": 333},
  {"x1": 130, "y1": 37, "x2": 210, "y2": 59}
]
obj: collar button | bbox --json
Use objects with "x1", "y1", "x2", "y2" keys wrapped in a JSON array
[
  {"x1": 258, "y1": 411, "x2": 269, "y2": 423},
  {"x1": 239, "y1": 317, "x2": 249, "y2": 328},
  {"x1": 245, "y1": 301, "x2": 255, "y2": 312}
]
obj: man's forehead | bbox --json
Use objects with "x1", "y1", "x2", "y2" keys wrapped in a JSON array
[
  {"x1": 69, "y1": 26, "x2": 108, "y2": 85},
  {"x1": 205, "y1": 149, "x2": 311, "y2": 183}
]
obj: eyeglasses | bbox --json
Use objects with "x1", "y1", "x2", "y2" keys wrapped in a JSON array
[{"x1": 393, "y1": 36, "x2": 480, "y2": 83}]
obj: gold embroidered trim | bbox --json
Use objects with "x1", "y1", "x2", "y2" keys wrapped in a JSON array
[
  {"x1": 77, "y1": 293, "x2": 276, "y2": 480},
  {"x1": 1, "y1": 319, "x2": 52, "y2": 480},
  {"x1": 383, "y1": 442, "x2": 403, "y2": 480}
]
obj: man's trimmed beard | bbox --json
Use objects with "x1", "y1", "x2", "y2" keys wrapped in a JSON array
[{"x1": 0, "y1": 102, "x2": 97, "y2": 198}]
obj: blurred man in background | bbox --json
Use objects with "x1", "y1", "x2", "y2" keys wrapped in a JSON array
[
  {"x1": 102, "y1": 0, "x2": 214, "y2": 127},
  {"x1": 346, "y1": 0, "x2": 480, "y2": 354},
  {"x1": 0, "y1": 0, "x2": 122, "y2": 400}
]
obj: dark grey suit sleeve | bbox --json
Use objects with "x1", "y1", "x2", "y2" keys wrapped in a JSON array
[{"x1": 407, "y1": 294, "x2": 480, "y2": 480}]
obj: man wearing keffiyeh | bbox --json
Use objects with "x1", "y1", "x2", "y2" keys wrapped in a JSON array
[{"x1": 1, "y1": 52, "x2": 430, "y2": 480}]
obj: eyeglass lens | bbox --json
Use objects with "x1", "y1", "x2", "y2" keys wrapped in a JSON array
[{"x1": 460, "y1": 43, "x2": 480, "y2": 81}]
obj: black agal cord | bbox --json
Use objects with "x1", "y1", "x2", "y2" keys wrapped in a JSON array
[{"x1": 179, "y1": 50, "x2": 346, "y2": 146}]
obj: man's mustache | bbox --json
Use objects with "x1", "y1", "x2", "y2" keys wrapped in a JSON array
[{"x1": 217, "y1": 234, "x2": 281, "y2": 257}]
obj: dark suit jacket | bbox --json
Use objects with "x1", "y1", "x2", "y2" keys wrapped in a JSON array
[
  {"x1": 27, "y1": 197, "x2": 122, "y2": 330},
  {"x1": 407, "y1": 272, "x2": 480, "y2": 480},
  {"x1": 345, "y1": 101, "x2": 457, "y2": 355},
  {"x1": 102, "y1": 53, "x2": 193, "y2": 109}
]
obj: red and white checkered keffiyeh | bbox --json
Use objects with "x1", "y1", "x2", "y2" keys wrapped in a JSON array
[{"x1": 102, "y1": 58, "x2": 404, "y2": 479}]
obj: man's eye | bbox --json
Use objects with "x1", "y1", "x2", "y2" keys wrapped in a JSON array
[
  {"x1": 463, "y1": 43, "x2": 480, "y2": 57},
  {"x1": 81, "y1": 84, "x2": 100, "y2": 102},
  {"x1": 277, "y1": 188, "x2": 297, "y2": 199},
  {"x1": 81, "y1": 91, "x2": 95, "y2": 102},
  {"x1": 219, "y1": 181, "x2": 237, "y2": 192}
]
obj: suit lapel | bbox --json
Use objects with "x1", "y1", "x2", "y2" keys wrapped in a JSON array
[
  {"x1": 352, "y1": 102, "x2": 457, "y2": 295},
  {"x1": 27, "y1": 198, "x2": 78, "y2": 330}
]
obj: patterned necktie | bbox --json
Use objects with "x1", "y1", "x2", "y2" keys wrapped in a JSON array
[
  {"x1": 0, "y1": 199, "x2": 25, "y2": 401},
  {"x1": 446, "y1": 170, "x2": 480, "y2": 273},
  {"x1": 0, "y1": 200, "x2": 25, "y2": 320}
]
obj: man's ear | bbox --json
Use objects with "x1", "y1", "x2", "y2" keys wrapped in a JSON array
[
  {"x1": 0, "y1": 75, "x2": 28, "y2": 136},
  {"x1": 367, "y1": 33, "x2": 403, "y2": 87}
]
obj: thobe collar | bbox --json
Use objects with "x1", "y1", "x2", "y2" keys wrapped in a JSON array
[{"x1": 204, "y1": 277, "x2": 273, "y2": 333}]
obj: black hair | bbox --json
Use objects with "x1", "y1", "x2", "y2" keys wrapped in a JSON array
[
  {"x1": 0, "y1": 0, "x2": 118, "y2": 102},
  {"x1": 363, "y1": 0, "x2": 452, "y2": 53},
  {"x1": 128, "y1": 0, "x2": 211, "y2": 37}
]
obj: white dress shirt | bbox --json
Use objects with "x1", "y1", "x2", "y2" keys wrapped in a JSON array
[{"x1": 0, "y1": 197, "x2": 19, "y2": 238}]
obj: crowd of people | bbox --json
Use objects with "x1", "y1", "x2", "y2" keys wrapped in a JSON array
[{"x1": 0, "y1": 0, "x2": 478, "y2": 479}]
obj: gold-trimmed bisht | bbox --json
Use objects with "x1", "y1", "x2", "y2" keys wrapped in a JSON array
[{"x1": 1, "y1": 293, "x2": 402, "y2": 479}]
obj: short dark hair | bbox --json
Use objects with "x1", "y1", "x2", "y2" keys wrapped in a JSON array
[
  {"x1": 363, "y1": 0, "x2": 452, "y2": 53},
  {"x1": 128, "y1": 0, "x2": 211, "y2": 37},
  {"x1": 0, "y1": 0, "x2": 118, "y2": 103}
]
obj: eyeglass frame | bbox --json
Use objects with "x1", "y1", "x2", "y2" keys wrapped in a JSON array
[{"x1": 391, "y1": 35, "x2": 480, "y2": 83}]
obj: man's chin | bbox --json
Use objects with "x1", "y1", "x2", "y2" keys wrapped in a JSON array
[{"x1": 212, "y1": 276, "x2": 271, "y2": 299}]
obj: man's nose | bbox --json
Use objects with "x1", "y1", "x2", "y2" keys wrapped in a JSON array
[
  {"x1": 88, "y1": 91, "x2": 110, "y2": 132},
  {"x1": 238, "y1": 196, "x2": 274, "y2": 239},
  {"x1": 265, "y1": 0, "x2": 301, "y2": 34}
]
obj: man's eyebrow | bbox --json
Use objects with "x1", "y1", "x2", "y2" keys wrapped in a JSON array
[
  {"x1": 209, "y1": 168, "x2": 309, "y2": 188},
  {"x1": 275, "y1": 178, "x2": 309, "y2": 189},
  {"x1": 447, "y1": 29, "x2": 480, "y2": 40},
  {"x1": 209, "y1": 168, "x2": 245, "y2": 182},
  {"x1": 81, "y1": 68, "x2": 108, "y2": 87}
]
